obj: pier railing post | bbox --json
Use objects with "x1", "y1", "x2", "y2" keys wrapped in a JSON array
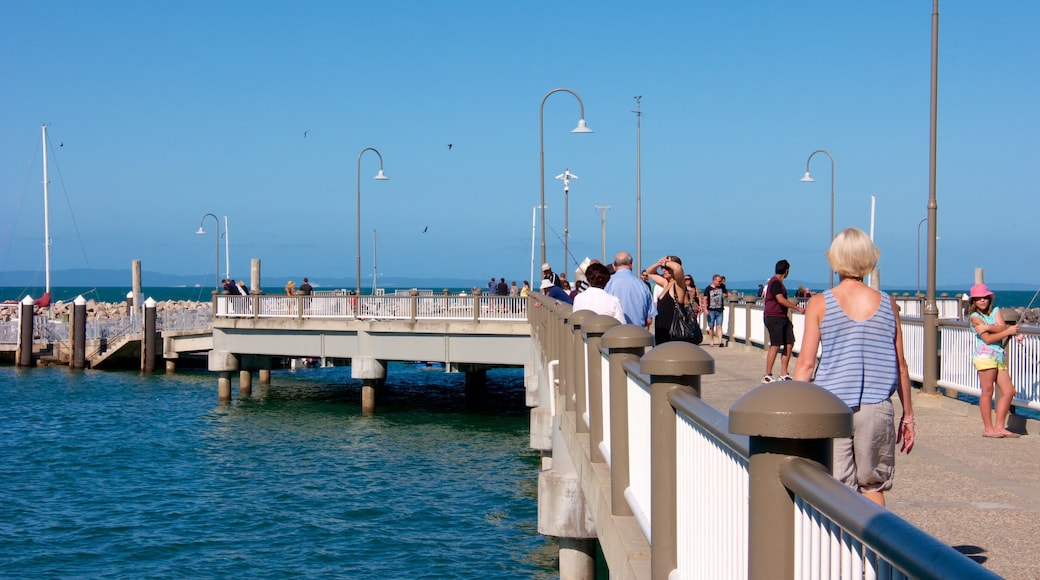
[
  {"x1": 727, "y1": 294, "x2": 739, "y2": 346},
  {"x1": 567, "y1": 310, "x2": 594, "y2": 423},
  {"x1": 745, "y1": 298, "x2": 755, "y2": 347},
  {"x1": 581, "y1": 314, "x2": 620, "y2": 461},
  {"x1": 602, "y1": 324, "x2": 653, "y2": 516},
  {"x1": 472, "y1": 288, "x2": 481, "y2": 322},
  {"x1": 729, "y1": 381, "x2": 851, "y2": 580},
  {"x1": 639, "y1": 341, "x2": 715, "y2": 580},
  {"x1": 409, "y1": 289, "x2": 419, "y2": 322}
]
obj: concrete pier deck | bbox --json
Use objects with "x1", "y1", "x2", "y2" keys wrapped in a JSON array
[{"x1": 701, "y1": 342, "x2": 1040, "y2": 580}]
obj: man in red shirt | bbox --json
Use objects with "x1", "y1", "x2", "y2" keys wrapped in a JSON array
[{"x1": 763, "y1": 259, "x2": 805, "y2": 382}]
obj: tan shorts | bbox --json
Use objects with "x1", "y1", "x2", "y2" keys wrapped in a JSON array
[{"x1": 832, "y1": 398, "x2": 895, "y2": 494}]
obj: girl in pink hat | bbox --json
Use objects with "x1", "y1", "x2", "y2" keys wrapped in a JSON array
[{"x1": 968, "y1": 283, "x2": 1022, "y2": 438}]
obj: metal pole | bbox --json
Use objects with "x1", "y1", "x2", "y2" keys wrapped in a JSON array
[
  {"x1": 596, "y1": 205, "x2": 611, "y2": 263},
  {"x1": 633, "y1": 96, "x2": 642, "y2": 273},
  {"x1": 917, "y1": 217, "x2": 927, "y2": 296},
  {"x1": 42, "y1": 124, "x2": 51, "y2": 296},
  {"x1": 539, "y1": 88, "x2": 591, "y2": 267},
  {"x1": 356, "y1": 147, "x2": 387, "y2": 299},
  {"x1": 922, "y1": 0, "x2": 940, "y2": 395}
]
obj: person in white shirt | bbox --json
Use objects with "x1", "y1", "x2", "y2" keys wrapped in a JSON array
[{"x1": 572, "y1": 262, "x2": 625, "y2": 323}]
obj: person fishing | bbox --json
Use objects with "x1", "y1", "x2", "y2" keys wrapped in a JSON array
[{"x1": 967, "y1": 283, "x2": 1025, "y2": 438}]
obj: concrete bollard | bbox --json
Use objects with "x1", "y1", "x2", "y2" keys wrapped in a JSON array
[
  {"x1": 71, "y1": 295, "x2": 86, "y2": 369},
  {"x1": 640, "y1": 341, "x2": 715, "y2": 580},
  {"x1": 566, "y1": 310, "x2": 595, "y2": 426},
  {"x1": 601, "y1": 324, "x2": 653, "y2": 516},
  {"x1": 209, "y1": 350, "x2": 240, "y2": 402},
  {"x1": 580, "y1": 314, "x2": 621, "y2": 462},
  {"x1": 729, "y1": 380, "x2": 852, "y2": 580}
]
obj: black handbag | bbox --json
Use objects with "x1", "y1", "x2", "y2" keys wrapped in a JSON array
[{"x1": 668, "y1": 288, "x2": 703, "y2": 345}]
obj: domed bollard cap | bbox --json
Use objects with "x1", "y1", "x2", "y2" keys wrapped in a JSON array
[
  {"x1": 582, "y1": 314, "x2": 621, "y2": 336},
  {"x1": 601, "y1": 324, "x2": 654, "y2": 349},
  {"x1": 730, "y1": 381, "x2": 851, "y2": 439},
  {"x1": 566, "y1": 308, "x2": 595, "y2": 330},
  {"x1": 640, "y1": 341, "x2": 715, "y2": 377}
]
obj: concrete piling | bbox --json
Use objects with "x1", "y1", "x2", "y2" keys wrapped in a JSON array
[
  {"x1": 71, "y1": 295, "x2": 86, "y2": 369},
  {"x1": 17, "y1": 296, "x2": 33, "y2": 367}
]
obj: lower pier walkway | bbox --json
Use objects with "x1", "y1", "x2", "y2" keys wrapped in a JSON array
[{"x1": 702, "y1": 343, "x2": 1040, "y2": 580}]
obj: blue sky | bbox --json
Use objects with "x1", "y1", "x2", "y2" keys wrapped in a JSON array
[{"x1": 1, "y1": 1, "x2": 1037, "y2": 290}]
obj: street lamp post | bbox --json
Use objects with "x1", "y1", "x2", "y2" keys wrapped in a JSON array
[
  {"x1": 633, "y1": 95, "x2": 642, "y2": 272},
  {"x1": 539, "y1": 88, "x2": 592, "y2": 268},
  {"x1": 196, "y1": 212, "x2": 220, "y2": 294},
  {"x1": 595, "y1": 205, "x2": 611, "y2": 263},
  {"x1": 356, "y1": 147, "x2": 388, "y2": 299},
  {"x1": 922, "y1": 0, "x2": 941, "y2": 395},
  {"x1": 800, "y1": 149, "x2": 836, "y2": 287}
]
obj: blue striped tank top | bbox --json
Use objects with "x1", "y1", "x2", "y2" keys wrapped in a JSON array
[{"x1": 814, "y1": 289, "x2": 899, "y2": 408}]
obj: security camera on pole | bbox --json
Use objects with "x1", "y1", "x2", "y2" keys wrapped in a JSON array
[{"x1": 555, "y1": 168, "x2": 578, "y2": 275}]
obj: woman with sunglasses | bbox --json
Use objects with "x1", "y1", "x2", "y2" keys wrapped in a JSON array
[{"x1": 968, "y1": 283, "x2": 1023, "y2": 438}]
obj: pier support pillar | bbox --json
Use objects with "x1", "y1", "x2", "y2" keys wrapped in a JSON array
[
  {"x1": 259, "y1": 369, "x2": 271, "y2": 384},
  {"x1": 239, "y1": 370, "x2": 252, "y2": 397},
  {"x1": 559, "y1": 538, "x2": 596, "y2": 580},
  {"x1": 218, "y1": 372, "x2": 232, "y2": 402},
  {"x1": 464, "y1": 368, "x2": 487, "y2": 407},
  {"x1": 166, "y1": 360, "x2": 176, "y2": 373},
  {"x1": 17, "y1": 297, "x2": 33, "y2": 367},
  {"x1": 353, "y1": 357, "x2": 386, "y2": 414},
  {"x1": 209, "y1": 350, "x2": 240, "y2": 402},
  {"x1": 71, "y1": 296, "x2": 87, "y2": 369}
]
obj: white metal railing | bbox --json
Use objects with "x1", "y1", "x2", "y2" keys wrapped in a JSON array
[
  {"x1": 626, "y1": 374, "x2": 652, "y2": 541},
  {"x1": 728, "y1": 301, "x2": 1040, "y2": 410},
  {"x1": 674, "y1": 406, "x2": 749, "y2": 579},
  {"x1": 213, "y1": 294, "x2": 527, "y2": 322}
]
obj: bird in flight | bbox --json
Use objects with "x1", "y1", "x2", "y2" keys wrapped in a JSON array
[
  {"x1": 422, "y1": 226, "x2": 428, "y2": 233},
  {"x1": 303, "y1": 130, "x2": 309, "y2": 138},
  {"x1": 447, "y1": 144, "x2": 452, "y2": 150}
]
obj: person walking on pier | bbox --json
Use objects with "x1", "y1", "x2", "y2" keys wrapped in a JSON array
[
  {"x1": 968, "y1": 283, "x2": 1023, "y2": 438},
  {"x1": 763, "y1": 259, "x2": 803, "y2": 382},
  {"x1": 605, "y1": 250, "x2": 655, "y2": 328},
  {"x1": 540, "y1": 279, "x2": 572, "y2": 304},
  {"x1": 794, "y1": 228, "x2": 915, "y2": 507},
  {"x1": 705, "y1": 274, "x2": 727, "y2": 347}
]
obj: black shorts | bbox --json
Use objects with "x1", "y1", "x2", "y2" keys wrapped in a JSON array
[{"x1": 764, "y1": 316, "x2": 795, "y2": 346}]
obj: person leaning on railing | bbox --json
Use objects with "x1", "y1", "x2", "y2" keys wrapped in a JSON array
[{"x1": 793, "y1": 227, "x2": 915, "y2": 508}]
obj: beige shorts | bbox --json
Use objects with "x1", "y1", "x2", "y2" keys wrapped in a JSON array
[
  {"x1": 832, "y1": 398, "x2": 895, "y2": 494},
  {"x1": 973, "y1": 357, "x2": 1008, "y2": 371}
]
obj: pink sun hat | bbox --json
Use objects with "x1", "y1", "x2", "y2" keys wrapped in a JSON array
[{"x1": 969, "y1": 283, "x2": 993, "y2": 299}]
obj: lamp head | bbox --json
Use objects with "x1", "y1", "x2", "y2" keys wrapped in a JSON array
[
  {"x1": 373, "y1": 169, "x2": 388, "y2": 180},
  {"x1": 572, "y1": 119, "x2": 593, "y2": 133},
  {"x1": 800, "y1": 171, "x2": 815, "y2": 183},
  {"x1": 196, "y1": 227, "x2": 206, "y2": 235}
]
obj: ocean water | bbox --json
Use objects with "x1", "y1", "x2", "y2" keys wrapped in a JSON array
[{"x1": 0, "y1": 363, "x2": 560, "y2": 578}]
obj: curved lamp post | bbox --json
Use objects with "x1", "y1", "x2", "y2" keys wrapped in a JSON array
[
  {"x1": 196, "y1": 212, "x2": 220, "y2": 294},
  {"x1": 356, "y1": 147, "x2": 388, "y2": 298},
  {"x1": 800, "y1": 149, "x2": 835, "y2": 287},
  {"x1": 540, "y1": 88, "x2": 592, "y2": 267}
]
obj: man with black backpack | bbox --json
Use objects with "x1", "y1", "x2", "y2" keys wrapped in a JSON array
[{"x1": 705, "y1": 274, "x2": 727, "y2": 346}]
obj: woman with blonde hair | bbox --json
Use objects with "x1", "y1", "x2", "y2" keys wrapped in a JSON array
[
  {"x1": 967, "y1": 283, "x2": 1022, "y2": 438},
  {"x1": 793, "y1": 227, "x2": 914, "y2": 507}
]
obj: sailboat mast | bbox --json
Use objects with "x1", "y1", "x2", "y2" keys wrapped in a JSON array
[
  {"x1": 42, "y1": 124, "x2": 51, "y2": 295},
  {"x1": 223, "y1": 215, "x2": 230, "y2": 280}
]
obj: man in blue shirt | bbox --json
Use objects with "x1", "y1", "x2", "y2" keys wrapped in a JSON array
[
  {"x1": 605, "y1": 250, "x2": 655, "y2": 328},
  {"x1": 540, "y1": 279, "x2": 573, "y2": 304}
]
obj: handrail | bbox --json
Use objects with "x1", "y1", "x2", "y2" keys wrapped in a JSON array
[{"x1": 779, "y1": 456, "x2": 1001, "y2": 579}]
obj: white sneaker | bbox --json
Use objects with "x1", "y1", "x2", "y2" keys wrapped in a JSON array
[{"x1": 762, "y1": 375, "x2": 775, "y2": 383}]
